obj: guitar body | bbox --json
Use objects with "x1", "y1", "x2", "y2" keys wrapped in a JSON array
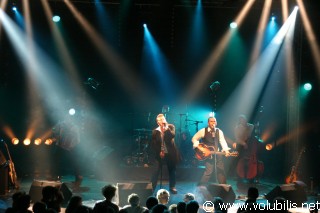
[
  {"x1": 8, "y1": 160, "x2": 18, "y2": 189},
  {"x1": 195, "y1": 144, "x2": 215, "y2": 161},
  {"x1": 195, "y1": 143, "x2": 238, "y2": 161},
  {"x1": 285, "y1": 166, "x2": 297, "y2": 184},
  {"x1": 3, "y1": 142, "x2": 19, "y2": 189},
  {"x1": 285, "y1": 148, "x2": 305, "y2": 184}
]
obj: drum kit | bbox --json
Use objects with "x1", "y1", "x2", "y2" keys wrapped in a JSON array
[
  {"x1": 124, "y1": 128, "x2": 152, "y2": 167},
  {"x1": 123, "y1": 107, "x2": 202, "y2": 167}
]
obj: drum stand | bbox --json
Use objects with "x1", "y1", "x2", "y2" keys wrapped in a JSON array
[{"x1": 131, "y1": 130, "x2": 151, "y2": 167}]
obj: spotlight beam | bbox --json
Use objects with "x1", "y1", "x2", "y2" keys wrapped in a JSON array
[
  {"x1": 64, "y1": 0, "x2": 148, "y2": 101},
  {"x1": 296, "y1": 0, "x2": 320, "y2": 81},
  {"x1": 142, "y1": 27, "x2": 176, "y2": 101},
  {"x1": 249, "y1": 0, "x2": 272, "y2": 65},
  {"x1": 41, "y1": 0, "x2": 84, "y2": 97},
  {"x1": 182, "y1": 0, "x2": 256, "y2": 103},
  {"x1": 0, "y1": 0, "x2": 8, "y2": 37},
  {"x1": 0, "y1": 9, "x2": 80, "y2": 123},
  {"x1": 219, "y1": 7, "x2": 299, "y2": 128},
  {"x1": 281, "y1": 0, "x2": 289, "y2": 22}
]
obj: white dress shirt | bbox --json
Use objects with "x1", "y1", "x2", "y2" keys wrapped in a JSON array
[{"x1": 191, "y1": 127, "x2": 230, "y2": 152}]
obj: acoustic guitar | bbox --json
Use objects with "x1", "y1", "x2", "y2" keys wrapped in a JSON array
[
  {"x1": 8, "y1": 160, "x2": 18, "y2": 188},
  {"x1": 195, "y1": 143, "x2": 238, "y2": 161},
  {"x1": 285, "y1": 147, "x2": 305, "y2": 184},
  {"x1": 4, "y1": 142, "x2": 19, "y2": 189}
]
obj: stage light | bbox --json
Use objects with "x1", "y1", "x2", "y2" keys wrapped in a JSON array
[
  {"x1": 161, "y1": 105, "x2": 170, "y2": 114},
  {"x1": 265, "y1": 143, "x2": 273, "y2": 151},
  {"x1": 143, "y1": 24, "x2": 147, "y2": 28},
  {"x1": 271, "y1": 16, "x2": 276, "y2": 21},
  {"x1": 303, "y1": 83, "x2": 312, "y2": 91},
  {"x1": 69, "y1": 108, "x2": 76, "y2": 115},
  {"x1": 84, "y1": 77, "x2": 100, "y2": 89},
  {"x1": 52, "y1": 15, "x2": 61, "y2": 23},
  {"x1": 23, "y1": 138, "x2": 31, "y2": 146},
  {"x1": 34, "y1": 138, "x2": 42, "y2": 145},
  {"x1": 209, "y1": 112, "x2": 215, "y2": 117},
  {"x1": 12, "y1": 7, "x2": 17, "y2": 11},
  {"x1": 209, "y1": 81, "x2": 221, "y2": 93},
  {"x1": 12, "y1": 138, "x2": 19, "y2": 145},
  {"x1": 45, "y1": 138, "x2": 53, "y2": 145},
  {"x1": 230, "y1": 22, "x2": 237, "y2": 29}
]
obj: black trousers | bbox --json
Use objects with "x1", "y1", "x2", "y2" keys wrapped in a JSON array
[
  {"x1": 151, "y1": 154, "x2": 176, "y2": 190},
  {"x1": 53, "y1": 145, "x2": 81, "y2": 181},
  {"x1": 200, "y1": 155, "x2": 226, "y2": 184}
]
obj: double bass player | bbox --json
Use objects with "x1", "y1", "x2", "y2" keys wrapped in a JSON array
[{"x1": 233, "y1": 114, "x2": 263, "y2": 183}]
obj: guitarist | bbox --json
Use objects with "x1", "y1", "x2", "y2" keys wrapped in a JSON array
[{"x1": 192, "y1": 117, "x2": 231, "y2": 185}]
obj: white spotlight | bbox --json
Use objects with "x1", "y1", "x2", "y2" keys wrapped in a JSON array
[
  {"x1": 69, "y1": 108, "x2": 76, "y2": 116},
  {"x1": 23, "y1": 138, "x2": 31, "y2": 146},
  {"x1": 230, "y1": 22, "x2": 237, "y2": 29},
  {"x1": 34, "y1": 138, "x2": 42, "y2": 145},
  {"x1": 52, "y1": 15, "x2": 61, "y2": 23}
]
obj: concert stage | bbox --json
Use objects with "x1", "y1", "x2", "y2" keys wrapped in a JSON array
[
  {"x1": 0, "y1": 165, "x2": 318, "y2": 213},
  {"x1": 96, "y1": 165, "x2": 205, "y2": 182}
]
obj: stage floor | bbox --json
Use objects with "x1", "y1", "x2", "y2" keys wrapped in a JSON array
[{"x1": 0, "y1": 168, "x2": 318, "y2": 213}]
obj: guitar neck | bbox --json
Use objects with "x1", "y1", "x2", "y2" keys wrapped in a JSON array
[{"x1": 209, "y1": 151, "x2": 227, "y2": 155}]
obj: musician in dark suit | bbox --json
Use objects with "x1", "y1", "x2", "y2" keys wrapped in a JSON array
[
  {"x1": 150, "y1": 114, "x2": 179, "y2": 194},
  {"x1": 233, "y1": 114, "x2": 254, "y2": 151},
  {"x1": 52, "y1": 115, "x2": 82, "y2": 188},
  {"x1": 192, "y1": 117, "x2": 230, "y2": 185}
]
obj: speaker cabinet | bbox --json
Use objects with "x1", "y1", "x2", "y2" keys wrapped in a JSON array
[
  {"x1": 206, "y1": 184, "x2": 236, "y2": 203},
  {"x1": 29, "y1": 180, "x2": 72, "y2": 204},
  {"x1": 265, "y1": 182, "x2": 307, "y2": 206},
  {"x1": 116, "y1": 182, "x2": 153, "y2": 207}
]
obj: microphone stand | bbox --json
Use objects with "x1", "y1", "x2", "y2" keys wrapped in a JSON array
[
  {"x1": 194, "y1": 121, "x2": 202, "y2": 132},
  {"x1": 159, "y1": 158, "x2": 163, "y2": 189},
  {"x1": 178, "y1": 114, "x2": 184, "y2": 149},
  {"x1": 214, "y1": 146, "x2": 218, "y2": 183}
]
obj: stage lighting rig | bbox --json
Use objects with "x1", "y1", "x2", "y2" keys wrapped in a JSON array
[{"x1": 84, "y1": 77, "x2": 100, "y2": 90}]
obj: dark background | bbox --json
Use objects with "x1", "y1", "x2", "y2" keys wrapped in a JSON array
[{"x1": 0, "y1": 0, "x2": 319, "y2": 188}]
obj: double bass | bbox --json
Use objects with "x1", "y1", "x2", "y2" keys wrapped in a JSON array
[
  {"x1": 234, "y1": 114, "x2": 264, "y2": 181},
  {"x1": 236, "y1": 135, "x2": 264, "y2": 180}
]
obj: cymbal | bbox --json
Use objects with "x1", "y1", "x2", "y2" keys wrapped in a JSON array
[{"x1": 134, "y1": 128, "x2": 152, "y2": 132}]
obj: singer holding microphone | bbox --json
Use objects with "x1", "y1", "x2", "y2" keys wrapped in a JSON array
[
  {"x1": 150, "y1": 114, "x2": 180, "y2": 194},
  {"x1": 192, "y1": 117, "x2": 231, "y2": 185}
]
